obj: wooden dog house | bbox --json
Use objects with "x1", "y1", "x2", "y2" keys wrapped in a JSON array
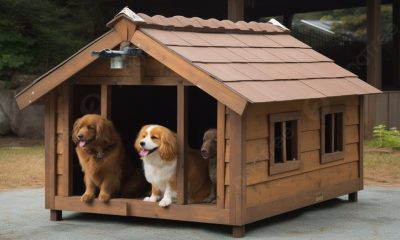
[{"x1": 16, "y1": 7, "x2": 380, "y2": 237}]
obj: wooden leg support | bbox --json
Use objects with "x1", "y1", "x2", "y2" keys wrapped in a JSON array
[
  {"x1": 232, "y1": 225, "x2": 245, "y2": 238},
  {"x1": 348, "y1": 192, "x2": 358, "y2": 202},
  {"x1": 50, "y1": 210, "x2": 62, "y2": 221}
]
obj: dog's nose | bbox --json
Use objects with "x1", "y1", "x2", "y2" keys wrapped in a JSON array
[
  {"x1": 140, "y1": 141, "x2": 145, "y2": 147},
  {"x1": 77, "y1": 134, "x2": 84, "y2": 139},
  {"x1": 201, "y1": 149, "x2": 207, "y2": 154}
]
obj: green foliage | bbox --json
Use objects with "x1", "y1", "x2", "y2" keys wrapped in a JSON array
[
  {"x1": 320, "y1": 5, "x2": 393, "y2": 40},
  {"x1": 372, "y1": 124, "x2": 400, "y2": 149},
  {"x1": 295, "y1": 5, "x2": 393, "y2": 41},
  {"x1": 0, "y1": 0, "x2": 103, "y2": 79}
]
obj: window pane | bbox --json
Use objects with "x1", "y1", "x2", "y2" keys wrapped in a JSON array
[
  {"x1": 274, "y1": 122, "x2": 283, "y2": 163},
  {"x1": 286, "y1": 121, "x2": 297, "y2": 161},
  {"x1": 325, "y1": 114, "x2": 333, "y2": 153},
  {"x1": 334, "y1": 113, "x2": 343, "y2": 152}
]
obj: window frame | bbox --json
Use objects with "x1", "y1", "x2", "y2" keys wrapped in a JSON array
[
  {"x1": 269, "y1": 111, "x2": 302, "y2": 175},
  {"x1": 321, "y1": 105, "x2": 346, "y2": 164}
]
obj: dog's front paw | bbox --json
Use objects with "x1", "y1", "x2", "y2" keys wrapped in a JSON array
[
  {"x1": 203, "y1": 195, "x2": 216, "y2": 203},
  {"x1": 98, "y1": 193, "x2": 111, "y2": 203},
  {"x1": 159, "y1": 198, "x2": 172, "y2": 207},
  {"x1": 80, "y1": 193, "x2": 95, "y2": 203},
  {"x1": 143, "y1": 195, "x2": 159, "y2": 202}
]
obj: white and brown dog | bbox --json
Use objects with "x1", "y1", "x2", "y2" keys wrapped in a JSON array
[{"x1": 135, "y1": 125, "x2": 210, "y2": 207}]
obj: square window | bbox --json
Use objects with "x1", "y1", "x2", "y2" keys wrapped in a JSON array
[
  {"x1": 321, "y1": 105, "x2": 345, "y2": 163},
  {"x1": 269, "y1": 112, "x2": 302, "y2": 175}
]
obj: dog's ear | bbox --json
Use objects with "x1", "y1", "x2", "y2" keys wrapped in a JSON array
[
  {"x1": 159, "y1": 128, "x2": 177, "y2": 161},
  {"x1": 95, "y1": 117, "x2": 115, "y2": 147},
  {"x1": 134, "y1": 125, "x2": 148, "y2": 153},
  {"x1": 72, "y1": 117, "x2": 81, "y2": 144}
]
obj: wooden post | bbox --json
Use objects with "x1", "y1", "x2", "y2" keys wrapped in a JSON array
[
  {"x1": 101, "y1": 84, "x2": 111, "y2": 119},
  {"x1": 228, "y1": 109, "x2": 246, "y2": 236},
  {"x1": 367, "y1": 0, "x2": 382, "y2": 89},
  {"x1": 359, "y1": 96, "x2": 365, "y2": 189},
  {"x1": 177, "y1": 84, "x2": 188, "y2": 205},
  {"x1": 365, "y1": 0, "x2": 382, "y2": 138},
  {"x1": 283, "y1": 14, "x2": 293, "y2": 29},
  {"x1": 45, "y1": 92, "x2": 57, "y2": 209},
  {"x1": 45, "y1": 92, "x2": 62, "y2": 219},
  {"x1": 228, "y1": 0, "x2": 244, "y2": 21},
  {"x1": 61, "y1": 84, "x2": 73, "y2": 196},
  {"x1": 217, "y1": 102, "x2": 226, "y2": 209},
  {"x1": 232, "y1": 225, "x2": 245, "y2": 238},
  {"x1": 348, "y1": 192, "x2": 358, "y2": 202},
  {"x1": 393, "y1": 0, "x2": 400, "y2": 88},
  {"x1": 50, "y1": 210, "x2": 62, "y2": 221}
]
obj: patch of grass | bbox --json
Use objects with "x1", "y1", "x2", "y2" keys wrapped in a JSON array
[
  {"x1": 371, "y1": 125, "x2": 400, "y2": 150},
  {"x1": 0, "y1": 146, "x2": 44, "y2": 190}
]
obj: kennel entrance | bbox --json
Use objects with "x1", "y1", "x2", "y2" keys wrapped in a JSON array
[{"x1": 48, "y1": 79, "x2": 232, "y2": 225}]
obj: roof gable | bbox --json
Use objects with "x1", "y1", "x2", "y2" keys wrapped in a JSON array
[{"x1": 16, "y1": 7, "x2": 380, "y2": 113}]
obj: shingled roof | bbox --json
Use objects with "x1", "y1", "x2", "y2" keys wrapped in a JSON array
[{"x1": 16, "y1": 7, "x2": 380, "y2": 114}]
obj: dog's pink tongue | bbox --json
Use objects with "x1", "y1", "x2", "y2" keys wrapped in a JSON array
[
  {"x1": 139, "y1": 149, "x2": 149, "y2": 157},
  {"x1": 79, "y1": 141, "x2": 86, "y2": 147}
]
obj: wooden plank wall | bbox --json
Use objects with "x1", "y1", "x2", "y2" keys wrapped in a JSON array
[
  {"x1": 236, "y1": 96, "x2": 361, "y2": 209},
  {"x1": 365, "y1": 91, "x2": 400, "y2": 138}
]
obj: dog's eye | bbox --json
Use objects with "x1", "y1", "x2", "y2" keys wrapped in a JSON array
[
  {"x1": 151, "y1": 136, "x2": 158, "y2": 140},
  {"x1": 87, "y1": 125, "x2": 95, "y2": 130}
]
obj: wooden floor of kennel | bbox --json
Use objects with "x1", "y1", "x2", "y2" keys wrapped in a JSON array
[{"x1": 44, "y1": 83, "x2": 363, "y2": 238}]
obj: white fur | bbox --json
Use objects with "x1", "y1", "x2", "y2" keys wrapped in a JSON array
[
  {"x1": 141, "y1": 125, "x2": 159, "y2": 151},
  {"x1": 140, "y1": 125, "x2": 177, "y2": 207}
]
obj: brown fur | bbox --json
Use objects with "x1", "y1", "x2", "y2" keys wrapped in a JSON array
[
  {"x1": 134, "y1": 125, "x2": 210, "y2": 204},
  {"x1": 201, "y1": 129, "x2": 217, "y2": 203},
  {"x1": 73, "y1": 114, "x2": 146, "y2": 203}
]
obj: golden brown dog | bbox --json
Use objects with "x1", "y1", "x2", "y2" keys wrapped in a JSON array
[
  {"x1": 72, "y1": 114, "x2": 146, "y2": 203},
  {"x1": 134, "y1": 125, "x2": 210, "y2": 207}
]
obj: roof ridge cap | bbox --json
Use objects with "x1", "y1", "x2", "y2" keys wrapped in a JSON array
[{"x1": 136, "y1": 12, "x2": 288, "y2": 34}]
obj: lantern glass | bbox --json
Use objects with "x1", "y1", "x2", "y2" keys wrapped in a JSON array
[{"x1": 110, "y1": 56, "x2": 124, "y2": 69}]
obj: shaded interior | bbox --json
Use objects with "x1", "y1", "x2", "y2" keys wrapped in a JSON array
[{"x1": 71, "y1": 85, "x2": 217, "y2": 197}]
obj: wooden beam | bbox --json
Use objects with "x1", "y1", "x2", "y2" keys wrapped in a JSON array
[
  {"x1": 113, "y1": 18, "x2": 137, "y2": 41},
  {"x1": 130, "y1": 30, "x2": 248, "y2": 115},
  {"x1": 228, "y1": 109, "x2": 246, "y2": 225},
  {"x1": 176, "y1": 84, "x2": 188, "y2": 205},
  {"x1": 74, "y1": 76, "x2": 192, "y2": 86},
  {"x1": 60, "y1": 84, "x2": 73, "y2": 196},
  {"x1": 54, "y1": 196, "x2": 230, "y2": 224},
  {"x1": 16, "y1": 30, "x2": 122, "y2": 109},
  {"x1": 367, "y1": 0, "x2": 382, "y2": 89},
  {"x1": 393, "y1": 0, "x2": 400, "y2": 88},
  {"x1": 228, "y1": 0, "x2": 244, "y2": 22},
  {"x1": 101, "y1": 85, "x2": 111, "y2": 119},
  {"x1": 217, "y1": 102, "x2": 226, "y2": 209},
  {"x1": 55, "y1": 196, "x2": 128, "y2": 216}
]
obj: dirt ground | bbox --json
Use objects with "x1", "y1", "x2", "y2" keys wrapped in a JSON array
[
  {"x1": 364, "y1": 147, "x2": 400, "y2": 187},
  {"x1": 0, "y1": 137, "x2": 44, "y2": 190},
  {"x1": 0, "y1": 137, "x2": 399, "y2": 190},
  {"x1": 0, "y1": 136, "x2": 43, "y2": 147}
]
